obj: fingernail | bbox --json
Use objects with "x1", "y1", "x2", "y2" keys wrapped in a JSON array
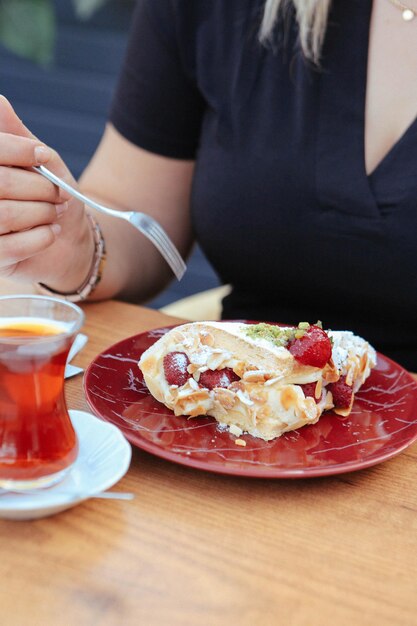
[
  {"x1": 51, "y1": 223, "x2": 61, "y2": 236},
  {"x1": 56, "y1": 202, "x2": 68, "y2": 217},
  {"x1": 34, "y1": 145, "x2": 51, "y2": 164}
]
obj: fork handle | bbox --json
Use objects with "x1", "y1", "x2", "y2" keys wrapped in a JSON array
[{"x1": 33, "y1": 165, "x2": 120, "y2": 218}]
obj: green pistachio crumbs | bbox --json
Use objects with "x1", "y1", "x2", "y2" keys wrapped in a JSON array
[{"x1": 245, "y1": 321, "x2": 322, "y2": 347}]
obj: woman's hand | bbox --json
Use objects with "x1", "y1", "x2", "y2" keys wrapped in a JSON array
[
  {"x1": 0, "y1": 97, "x2": 197, "y2": 302},
  {"x1": 0, "y1": 96, "x2": 94, "y2": 292}
]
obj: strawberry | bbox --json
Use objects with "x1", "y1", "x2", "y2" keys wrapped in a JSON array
[
  {"x1": 163, "y1": 351, "x2": 191, "y2": 386},
  {"x1": 199, "y1": 368, "x2": 240, "y2": 390},
  {"x1": 327, "y1": 375, "x2": 353, "y2": 409},
  {"x1": 300, "y1": 383, "x2": 320, "y2": 403},
  {"x1": 288, "y1": 325, "x2": 332, "y2": 368}
]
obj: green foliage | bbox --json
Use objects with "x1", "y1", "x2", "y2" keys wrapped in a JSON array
[
  {"x1": 0, "y1": 0, "x2": 54, "y2": 65},
  {"x1": 0, "y1": 0, "x2": 111, "y2": 65}
]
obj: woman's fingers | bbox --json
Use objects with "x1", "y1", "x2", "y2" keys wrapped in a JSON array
[
  {"x1": 0, "y1": 97, "x2": 73, "y2": 201},
  {"x1": 0, "y1": 96, "x2": 37, "y2": 139},
  {"x1": 0, "y1": 166, "x2": 64, "y2": 203},
  {"x1": 0, "y1": 133, "x2": 50, "y2": 167},
  {"x1": 0, "y1": 223, "x2": 61, "y2": 267},
  {"x1": 0, "y1": 97, "x2": 82, "y2": 279},
  {"x1": 0, "y1": 199, "x2": 66, "y2": 235},
  {"x1": 0, "y1": 130, "x2": 67, "y2": 203}
]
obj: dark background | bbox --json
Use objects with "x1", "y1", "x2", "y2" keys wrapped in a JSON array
[{"x1": 0, "y1": 0, "x2": 220, "y2": 308}]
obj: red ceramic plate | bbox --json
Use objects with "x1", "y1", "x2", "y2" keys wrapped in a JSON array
[{"x1": 83, "y1": 325, "x2": 417, "y2": 478}]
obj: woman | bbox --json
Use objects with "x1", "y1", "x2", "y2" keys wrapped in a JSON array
[{"x1": 0, "y1": 0, "x2": 416, "y2": 367}]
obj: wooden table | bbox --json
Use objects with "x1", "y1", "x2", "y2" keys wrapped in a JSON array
[{"x1": 1, "y1": 299, "x2": 417, "y2": 626}]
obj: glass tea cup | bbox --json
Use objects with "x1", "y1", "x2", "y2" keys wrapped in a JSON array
[{"x1": 0, "y1": 295, "x2": 85, "y2": 490}]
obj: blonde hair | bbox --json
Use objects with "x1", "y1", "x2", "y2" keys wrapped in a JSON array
[{"x1": 259, "y1": 0, "x2": 332, "y2": 63}]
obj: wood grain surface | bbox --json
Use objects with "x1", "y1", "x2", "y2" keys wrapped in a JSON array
[{"x1": 1, "y1": 298, "x2": 417, "y2": 626}]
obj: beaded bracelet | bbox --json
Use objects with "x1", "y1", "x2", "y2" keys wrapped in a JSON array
[{"x1": 37, "y1": 213, "x2": 106, "y2": 303}]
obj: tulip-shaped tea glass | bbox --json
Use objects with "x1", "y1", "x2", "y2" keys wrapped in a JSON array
[{"x1": 0, "y1": 295, "x2": 84, "y2": 490}]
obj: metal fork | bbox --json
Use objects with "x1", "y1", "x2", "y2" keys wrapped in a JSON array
[{"x1": 33, "y1": 165, "x2": 187, "y2": 280}]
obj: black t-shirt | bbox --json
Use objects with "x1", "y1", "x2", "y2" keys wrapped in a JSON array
[{"x1": 110, "y1": 0, "x2": 417, "y2": 369}]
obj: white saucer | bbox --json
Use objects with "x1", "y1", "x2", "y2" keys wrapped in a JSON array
[{"x1": 0, "y1": 410, "x2": 132, "y2": 520}]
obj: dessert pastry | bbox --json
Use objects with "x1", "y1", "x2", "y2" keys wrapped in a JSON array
[{"x1": 138, "y1": 321, "x2": 376, "y2": 441}]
